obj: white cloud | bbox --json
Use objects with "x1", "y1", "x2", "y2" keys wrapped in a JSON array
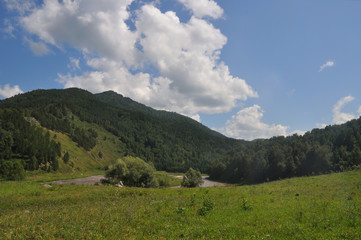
[
  {"x1": 68, "y1": 57, "x2": 80, "y2": 71},
  {"x1": 14, "y1": 0, "x2": 257, "y2": 117},
  {"x1": 4, "y1": 0, "x2": 35, "y2": 15},
  {"x1": 332, "y1": 95, "x2": 360, "y2": 124},
  {"x1": 24, "y1": 37, "x2": 50, "y2": 56},
  {"x1": 290, "y1": 130, "x2": 306, "y2": 136},
  {"x1": 3, "y1": 19, "x2": 16, "y2": 38},
  {"x1": 0, "y1": 84, "x2": 23, "y2": 98},
  {"x1": 220, "y1": 105, "x2": 289, "y2": 140},
  {"x1": 316, "y1": 123, "x2": 328, "y2": 129},
  {"x1": 319, "y1": 60, "x2": 335, "y2": 72},
  {"x1": 18, "y1": 0, "x2": 138, "y2": 65},
  {"x1": 134, "y1": 5, "x2": 257, "y2": 114},
  {"x1": 189, "y1": 114, "x2": 201, "y2": 122},
  {"x1": 178, "y1": 0, "x2": 224, "y2": 19}
]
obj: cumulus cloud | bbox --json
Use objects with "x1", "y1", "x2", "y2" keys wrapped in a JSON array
[
  {"x1": 220, "y1": 105, "x2": 289, "y2": 140},
  {"x1": 290, "y1": 130, "x2": 306, "y2": 136},
  {"x1": 4, "y1": 0, "x2": 35, "y2": 15},
  {"x1": 189, "y1": 114, "x2": 201, "y2": 122},
  {"x1": 3, "y1": 19, "x2": 16, "y2": 38},
  {"x1": 316, "y1": 123, "x2": 328, "y2": 129},
  {"x1": 332, "y1": 96, "x2": 360, "y2": 124},
  {"x1": 178, "y1": 0, "x2": 224, "y2": 19},
  {"x1": 20, "y1": 0, "x2": 138, "y2": 65},
  {"x1": 12, "y1": 0, "x2": 257, "y2": 117},
  {"x1": 24, "y1": 37, "x2": 50, "y2": 56},
  {"x1": 0, "y1": 84, "x2": 23, "y2": 98},
  {"x1": 319, "y1": 60, "x2": 335, "y2": 72},
  {"x1": 68, "y1": 57, "x2": 80, "y2": 71}
]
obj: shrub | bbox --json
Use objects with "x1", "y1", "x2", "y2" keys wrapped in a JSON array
[
  {"x1": 181, "y1": 168, "x2": 203, "y2": 188},
  {"x1": 63, "y1": 152, "x2": 70, "y2": 164},
  {"x1": 105, "y1": 157, "x2": 158, "y2": 188},
  {"x1": 154, "y1": 171, "x2": 171, "y2": 187},
  {"x1": 0, "y1": 159, "x2": 25, "y2": 180},
  {"x1": 240, "y1": 198, "x2": 252, "y2": 211},
  {"x1": 198, "y1": 198, "x2": 215, "y2": 216}
]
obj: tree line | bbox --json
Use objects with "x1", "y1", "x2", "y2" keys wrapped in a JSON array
[
  {"x1": 208, "y1": 118, "x2": 361, "y2": 184},
  {"x1": 0, "y1": 109, "x2": 61, "y2": 180},
  {"x1": 1, "y1": 88, "x2": 361, "y2": 183}
]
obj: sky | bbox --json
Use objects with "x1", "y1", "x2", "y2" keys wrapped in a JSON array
[{"x1": 1, "y1": 0, "x2": 361, "y2": 140}]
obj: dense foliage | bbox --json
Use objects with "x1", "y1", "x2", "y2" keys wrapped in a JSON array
[
  {"x1": 0, "y1": 159, "x2": 25, "y2": 180},
  {"x1": 105, "y1": 157, "x2": 157, "y2": 188},
  {"x1": 209, "y1": 119, "x2": 361, "y2": 184},
  {"x1": 181, "y1": 168, "x2": 203, "y2": 188},
  {"x1": 1, "y1": 88, "x2": 361, "y2": 184},
  {"x1": 0, "y1": 88, "x2": 233, "y2": 174},
  {"x1": 0, "y1": 109, "x2": 61, "y2": 180}
]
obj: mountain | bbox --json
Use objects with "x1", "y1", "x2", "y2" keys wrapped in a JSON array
[
  {"x1": 1, "y1": 87, "x2": 361, "y2": 184},
  {"x1": 95, "y1": 90, "x2": 225, "y2": 138},
  {"x1": 0, "y1": 88, "x2": 237, "y2": 174}
]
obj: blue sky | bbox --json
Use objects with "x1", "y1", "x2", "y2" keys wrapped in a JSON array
[{"x1": 1, "y1": 0, "x2": 361, "y2": 140}]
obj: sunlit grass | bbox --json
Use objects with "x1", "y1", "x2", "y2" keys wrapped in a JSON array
[
  {"x1": 45, "y1": 115, "x2": 126, "y2": 173},
  {"x1": 1, "y1": 170, "x2": 360, "y2": 239},
  {"x1": 25, "y1": 169, "x2": 105, "y2": 182}
]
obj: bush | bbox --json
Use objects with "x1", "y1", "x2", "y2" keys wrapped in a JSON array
[
  {"x1": 181, "y1": 168, "x2": 203, "y2": 188},
  {"x1": 154, "y1": 171, "x2": 170, "y2": 187},
  {"x1": 63, "y1": 152, "x2": 70, "y2": 164},
  {"x1": 198, "y1": 198, "x2": 215, "y2": 216},
  {"x1": 0, "y1": 159, "x2": 25, "y2": 180},
  {"x1": 105, "y1": 157, "x2": 158, "y2": 188},
  {"x1": 240, "y1": 198, "x2": 252, "y2": 211}
]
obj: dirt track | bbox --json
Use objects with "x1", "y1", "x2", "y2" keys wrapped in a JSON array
[
  {"x1": 50, "y1": 175, "x2": 105, "y2": 185},
  {"x1": 50, "y1": 175, "x2": 227, "y2": 187},
  {"x1": 200, "y1": 177, "x2": 227, "y2": 187},
  {"x1": 169, "y1": 176, "x2": 227, "y2": 188}
]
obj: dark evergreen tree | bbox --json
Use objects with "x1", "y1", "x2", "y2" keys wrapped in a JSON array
[{"x1": 63, "y1": 152, "x2": 70, "y2": 164}]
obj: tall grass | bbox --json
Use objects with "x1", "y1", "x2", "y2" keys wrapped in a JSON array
[{"x1": 1, "y1": 170, "x2": 360, "y2": 239}]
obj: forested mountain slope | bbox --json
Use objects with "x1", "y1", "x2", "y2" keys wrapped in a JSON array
[
  {"x1": 95, "y1": 90, "x2": 225, "y2": 138},
  {"x1": 1, "y1": 87, "x2": 361, "y2": 184},
  {"x1": 209, "y1": 119, "x2": 361, "y2": 184},
  {"x1": 0, "y1": 88, "x2": 236, "y2": 175}
]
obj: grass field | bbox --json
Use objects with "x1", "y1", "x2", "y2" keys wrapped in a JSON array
[
  {"x1": 24, "y1": 169, "x2": 106, "y2": 182},
  {"x1": 1, "y1": 170, "x2": 360, "y2": 239}
]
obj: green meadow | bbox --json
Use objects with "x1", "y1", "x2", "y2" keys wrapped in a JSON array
[{"x1": 1, "y1": 170, "x2": 360, "y2": 239}]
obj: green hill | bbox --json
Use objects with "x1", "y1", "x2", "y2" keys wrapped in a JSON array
[
  {"x1": 95, "y1": 90, "x2": 225, "y2": 138},
  {"x1": 1, "y1": 87, "x2": 361, "y2": 184},
  {"x1": 0, "y1": 88, "x2": 236, "y2": 175}
]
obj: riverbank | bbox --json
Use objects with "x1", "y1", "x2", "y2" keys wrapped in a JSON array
[{"x1": 49, "y1": 175, "x2": 227, "y2": 187}]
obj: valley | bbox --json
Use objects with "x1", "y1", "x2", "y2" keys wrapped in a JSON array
[
  {"x1": 1, "y1": 88, "x2": 361, "y2": 239},
  {"x1": 1, "y1": 88, "x2": 361, "y2": 186}
]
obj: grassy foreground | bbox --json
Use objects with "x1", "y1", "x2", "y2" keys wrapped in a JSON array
[{"x1": 1, "y1": 171, "x2": 360, "y2": 239}]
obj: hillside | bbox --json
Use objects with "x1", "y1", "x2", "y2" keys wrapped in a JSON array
[
  {"x1": 1, "y1": 87, "x2": 361, "y2": 184},
  {"x1": 209, "y1": 118, "x2": 361, "y2": 184},
  {"x1": 96, "y1": 91, "x2": 224, "y2": 136},
  {"x1": 0, "y1": 88, "x2": 236, "y2": 175}
]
